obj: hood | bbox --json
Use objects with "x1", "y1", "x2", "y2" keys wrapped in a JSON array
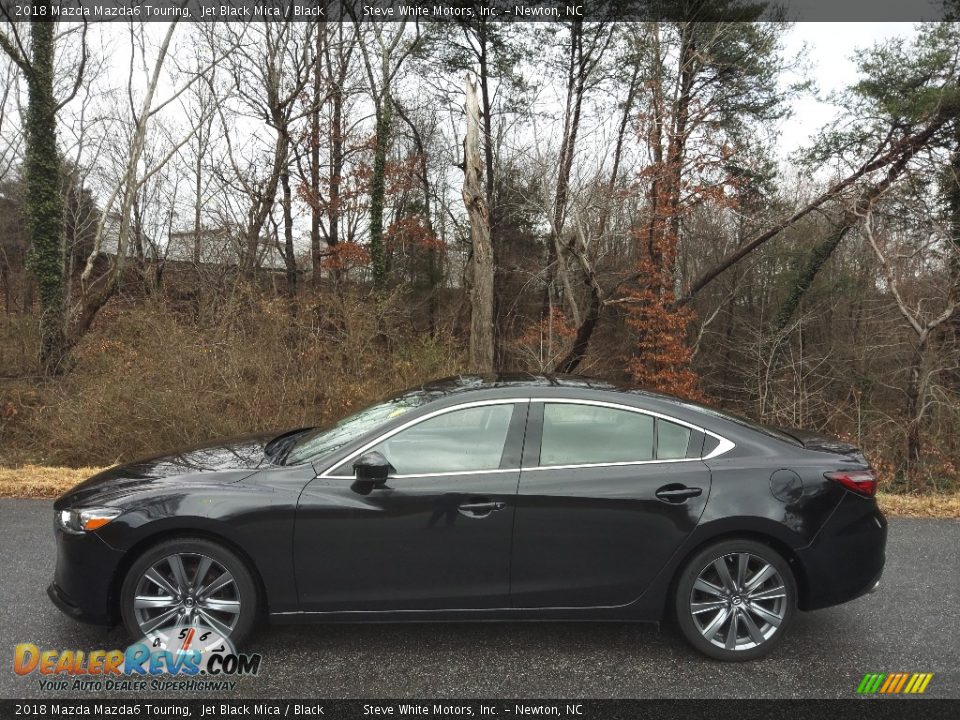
[{"x1": 57, "y1": 429, "x2": 310, "y2": 509}]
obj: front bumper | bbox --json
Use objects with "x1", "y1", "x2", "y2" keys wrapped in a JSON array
[
  {"x1": 49, "y1": 525, "x2": 125, "y2": 626},
  {"x1": 47, "y1": 582, "x2": 89, "y2": 620}
]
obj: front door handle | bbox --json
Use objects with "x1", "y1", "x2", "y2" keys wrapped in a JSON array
[
  {"x1": 655, "y1": 484, "x2": 703, "y2": 504},
  {"x1": 457, "y1": 500, "x2": 506, "y2": 517}
]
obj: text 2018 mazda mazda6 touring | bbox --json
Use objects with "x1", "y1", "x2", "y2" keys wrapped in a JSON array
[{"x1": 49, "y1": 374, "x2": 886, "y2": 661}]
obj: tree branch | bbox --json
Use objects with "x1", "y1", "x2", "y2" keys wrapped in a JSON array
[
  {"x1": 54, "y1": 19, "x2": 88, "y2": 112},
  {"x1": 676, "y1": 111, "x2": 955, "y2": 306},
  {"x1": 0, "y1": 27, "x2": 29, "y2": 75}
]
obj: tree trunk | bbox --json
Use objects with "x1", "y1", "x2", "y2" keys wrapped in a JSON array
[
  {"x1": 369, "y1": 97, "x2": 392, "y2": 288},
  {"x1": 193, "y1": 155, "x2": 203, "y2": 265},
  {"x1": 326, "y1": 42, "x2": 345, "y2": 285},
  {"x1": 555, "y1": 61, "x2": 640, "y2": 373},
  {"x1": 463, "y1": 77, "x2": 494, "y2": 374},
  {"x1": 475, "y1": 23, "x2": 503, "y2": 368},
  {"x1": 904, "y1": 343, "x2": 924, "y2": 466},
  {"x1": 643, "y1": 24, "x2": 666, "y2": 265},
  {"x1": 771, "y1": 218, "x2": 855, "y2": 338},
  {"x1": 280, "y1": 158, "x2": 297, "y2": 298},
  {"x1": 555, "y1": 283, "x2": 601, "y2": 374},
  {"x1": 543, "y1": 21, "x2": 587, "y2": 330},
  {"x1": 769, "y1": 142, "x2": 926, "y2": 366},
  {"x1": 679, "y1": 109, "x2": 958, "y2": 306},
  {"x1": 944, "y1": 124, "x2": 960, "y2": 384},
  {"x1": 310, "y1": 30, "x2": 323, "y2": 288},
  {"x1": 663, "y1": 22, "x2": 696, "y2": 261},
  {"x1": 23, "y1": 18, "x2": 68, "y2": 373},
  {"x1": 395, "y1": 100, "x2": 440, "y2": 336},
  {"x1": 242, "y1": 131, "x2": 286, "y2": 279}
]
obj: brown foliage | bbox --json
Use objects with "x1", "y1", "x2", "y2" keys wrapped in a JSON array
[{"x1": 0, "y1": 289, "x2": 463, "y2": 467}]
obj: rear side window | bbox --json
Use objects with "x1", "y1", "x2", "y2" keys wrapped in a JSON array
[
  {"x1": 539, "y1": 403, "x2": 695, "y2": 466},
  {"x1": 657, "y1": 419, "x2": 692, "y2": 459},
  {"x1": 540, "y1": 403, "x2": 654, "y2": 466}
]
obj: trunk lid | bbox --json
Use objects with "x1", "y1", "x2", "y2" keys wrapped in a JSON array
[{"x1": 775, "y1": 427, "x2": 867, "y2": 463}]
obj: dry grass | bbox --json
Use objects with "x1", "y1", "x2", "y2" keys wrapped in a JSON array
[
  {"x1": 2, "y1": 464, "x2": 959, "y2": 518},
  {"x1": 1, "y1": 289, "x2": 464, "y2": 467},
  {"x1": 0, "y1": 465, "x2": 104, "y2": 499},
  {"x1": 877, "y1": 492, "x2": 960, "y2": 519}
]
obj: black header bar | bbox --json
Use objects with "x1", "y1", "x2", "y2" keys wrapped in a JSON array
[{"x1": 0, "y1": 0, "x2": 952, "y2": 23}]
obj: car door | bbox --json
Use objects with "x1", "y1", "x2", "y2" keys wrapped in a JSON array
[
  {"x1": 294, "y1": 400, "x2": 527, "y2": 612},
  {"x1": 510, "y1": 399, "x2": 712, "y2": 608}
]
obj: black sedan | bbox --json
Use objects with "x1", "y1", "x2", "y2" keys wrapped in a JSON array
[{"x1": 50, "y1": 374, "x2": 886, "y2": 661}]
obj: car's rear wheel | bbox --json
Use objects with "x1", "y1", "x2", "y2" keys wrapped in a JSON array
[
  {"x1": 674, "y1": 539, "x2": 796, "y2": 661},
  {"x1": 120, "y1": 537, "x2": 258, "y2": 650}
]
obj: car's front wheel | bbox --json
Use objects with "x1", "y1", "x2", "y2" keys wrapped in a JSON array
[
  {"x1": 674, "y1": 539, "x2": 797, "y2": 661},
  {"x1": 120, "y1": 537, "x2": 258, "y2": 650}
]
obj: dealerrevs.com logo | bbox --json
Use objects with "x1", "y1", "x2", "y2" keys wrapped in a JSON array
[
  {"x1": 13, "y1": 639, "x2": 262, "y2": 693},
  {"x1": 857, "y1": 673, "x2": 934, "y2": 695}
]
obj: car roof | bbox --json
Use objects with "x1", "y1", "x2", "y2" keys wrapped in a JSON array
[
  {"x1": 408, "y1": 373, "x2": 688, "y2": 406},
  {"x1": 396, "y1": 374, "x2": 789, "y2": 457}
]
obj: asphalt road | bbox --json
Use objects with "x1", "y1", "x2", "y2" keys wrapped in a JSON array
[{"x1": 0, "y1": 499, "x2": 957, "y2": 700}]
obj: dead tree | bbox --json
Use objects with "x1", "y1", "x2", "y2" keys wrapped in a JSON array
[
  {"x1": 863, "y1": 207, "x2": 956, "y2": 466},
  {"x1": 463, "y1": 76, "x2": 494, "y2": 373}
]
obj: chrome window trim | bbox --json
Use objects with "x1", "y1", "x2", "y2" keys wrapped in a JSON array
[
  {"x1": 317, "y1": 395, "x2": 736, "y2": 480},
  {"x1": 320, "y1": 398, "x2": 527, "y2": 479},
  {"x1": 524, "y1": 458, "x2": 699, "y2": 472},
  {"x1": 361, "y1": 468, "x2": 520, "y2": 480},
  {"x1": 704, "y1": 436, "x2": 736, "y2": 460},
  {"x1": 531, "y1": 398, "x2": 735, "y2": 464}
]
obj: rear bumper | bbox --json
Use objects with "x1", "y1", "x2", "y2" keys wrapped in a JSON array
[{"x1": 795, "y1": 494, "x2": 887, "y2": 611}]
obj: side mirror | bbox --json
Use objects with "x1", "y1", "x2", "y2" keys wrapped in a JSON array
[{"x1": 352, "y1": 451, "x2": 394, "y2": 485}]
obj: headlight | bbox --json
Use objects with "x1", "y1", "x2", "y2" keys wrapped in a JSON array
[{"x1": 56, "y1": 507, "x2": 122, "y2": 534}]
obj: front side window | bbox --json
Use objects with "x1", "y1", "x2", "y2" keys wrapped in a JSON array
[
  {"x1": 539, "y1": 403, "x2": 694, "y2": 466},
  {"x1": 335, "y1": 403, "x2": 516, "y2": 476}
]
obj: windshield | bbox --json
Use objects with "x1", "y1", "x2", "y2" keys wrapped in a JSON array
[{"x1": 284, "y1": 394, "x2": 432, "y2": 465}]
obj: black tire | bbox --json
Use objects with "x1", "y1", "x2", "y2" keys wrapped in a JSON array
[
  {"x1": 120, "y1": 537, "x2": 259, "y2": 649},
  {"x1": 674, "y1": 539, "x2": 797, "y2": 661}
]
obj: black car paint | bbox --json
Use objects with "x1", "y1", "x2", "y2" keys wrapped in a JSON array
[{"x1": 49, "y1": 374, "x2": 886, "y2": 628}]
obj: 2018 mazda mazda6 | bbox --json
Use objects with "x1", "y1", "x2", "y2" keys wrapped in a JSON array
[{"x1": 49, "y1": 374, "x2": 886, "y2": 660}]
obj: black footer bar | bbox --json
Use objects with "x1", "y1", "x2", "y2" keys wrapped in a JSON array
[{"x1": 2, "y1": 699, "x2": 959, "y2": 720}]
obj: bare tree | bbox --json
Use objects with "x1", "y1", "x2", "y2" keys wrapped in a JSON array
[
  {"x1": 463, "y1": 76, "x2": 493, "y2": 373},
  {"x1": 356, "y1": 21, "x2": 419, "y2": 288},
  {"x1": 76, "y1": 21, "x2": 237, "y2": 338},
  {"x1": 212, "y1": 21, "x2": 320, "y2": 296},
  {"x1": 864, "y1": 206, "x2": 957, "y2": 464}
]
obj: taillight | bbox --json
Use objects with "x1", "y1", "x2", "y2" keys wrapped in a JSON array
[{"x1": 824, "y1": 470, "x2": 877, "y2": 497}]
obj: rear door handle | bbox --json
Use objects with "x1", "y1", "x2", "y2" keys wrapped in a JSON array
[
  {"x1": 457, "y1": 500, "x2": 506, "y2": 517},
  {"x1": 655, "y1": 484, "x2": 703, "y2": 504}
]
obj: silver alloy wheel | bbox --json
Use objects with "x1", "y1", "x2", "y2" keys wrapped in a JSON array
[
  {"x1": 689, "y1": 551, "x2": 788, "y2": 651},
  {"x1": 132, "y1": 552, "x2": 241, "y2": 645}
]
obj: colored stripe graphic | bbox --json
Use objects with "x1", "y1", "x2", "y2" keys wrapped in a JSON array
[{"x1": 857, "y1": 673, "x2": 933, "y2": 694}]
